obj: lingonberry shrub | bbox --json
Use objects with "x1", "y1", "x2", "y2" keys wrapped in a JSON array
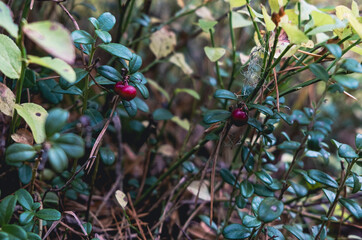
[{"x1": 0, "y1": 0, "x2": 361, "y2": 239}]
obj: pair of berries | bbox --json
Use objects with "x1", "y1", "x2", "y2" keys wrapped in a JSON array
[
  {"x1": 231, "y1": 108, "x2": 248, "y2": 127},
  {"x1": 114, "y1": 81, "x2": 137, "y2": 101}
]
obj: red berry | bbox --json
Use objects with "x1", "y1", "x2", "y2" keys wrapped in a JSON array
[
  {"x1": 114, "y1": 82, "x2": 137, "y2": 101},
  {"x1": 231, "y1": 108, "x2": 248, "y2": 126}
]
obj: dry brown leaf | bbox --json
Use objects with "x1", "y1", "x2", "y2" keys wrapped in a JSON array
[
  {"x1": 11, "y1": 128, "x2": 34, "y2": 145},
  {"x1": 0, "y1": 82, "x2": 15, "y2": 116}
]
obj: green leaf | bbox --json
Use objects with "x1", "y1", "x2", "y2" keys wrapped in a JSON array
[
  {"x1": 45, "y1": 108, "x2": 69, "y2": 137},
  {"x1": 18, "y1": 164, "x2": 32, "y2": 185},
  {"x1": 48, "y1": 146, "x2": 68, "y2": 173},
  {"x1": 203, "y1": 109, "x2": 231, "y2": 124},
  {"x1": 5, "y1": 143, "x2": 36, "y2": 166},
  {"x1": 175, "y1": 88, "x2": 200, "y2": 100},
  {"x1": 257, "y1": 197, "x2": 284, "y2": 223},
  {"x1": 89, "y1": 17, "x2": 99, "y2": 29},
  {"x1": 97, "y1": 65, "x2": 122, "y2": 82},
  {"x1": 223, "y1": 224, "x2": 251, "y2": 239},
  {"x1": 220, "y1": 168, "x2": 238, "y2": 187},
  {"x1": 95, "y1": 30, "x2": 112, "y2": 43},
  {"x1": 129, "y1": 54, "x2": 142, "y2": 74},
  {"x1": 147, "y1": 79, "x2": 170, "y2": 101},
  {"x1": 338, "y1": 143, "x2": 358, "y2": 159},
  {"x1": 309, "y1": 63, "x2": 329, "y2": 81},
  {"x1": 294, "y1": 169, "x2": 316, "y2": 185},
  {"x1": 123, "y1": 100, "x2": 137, "y2": 117},
  {"x1": 100, "y1": 147, "x2": 115, "y2": 165},
  {"x1": 356, "y1": 134, "x2": 362, "y2": 150},
  {"x1": 325, "y1": 44, "x2": 342, "y2": 58},
  {"x1": 248, "y1": 104, "x2": 273, "y2": 116},
  {"x1": 280, "y1": 23, "x2": 309, "y2": 44},
  {"x1": 0, "y1": 195, "x2": 17, "y2": 226},
  {"x1": 28, "y1": 55, "x2": 76, "y2": 83},
  {"x1": 35, "y1": 209, "x2": 61, "y2": 221},
  {"x1": 341, "y1": 58, "x2": 362, "y2": 73},
  {"x1": 255, "y1": 170, "x2": 273, "y2": 185},
  {"x1": 27, "y1": 232, "x2": 41, "y2": 240},
  {"x1": 290, "y1": 182, "x2": 307, "y2": 197},
  {"x1": 204, "y1": 47, "x2": 226, "y2": 62},
  {"x1": 240, "y1": 180, "x2": 254, "y2": 198},
  {"x1": 283, "y1": 225, "x2": 305, "y2": 240},
  {"x1": 0, "y1": 82, "x2": 16, "y2": 117},
  {"x1": 97, "y1": 12, "x2": 116, "y2": 31},
  {"x1": 243, "y1": 215, "x2": 261, "y2": 228},
  {"x1": 213, "y1": 89, "x2": 237, "y2": 100},
  {"x1": 134, "y1": 97, "x2": 149, "y2": 113},
  {"x1": 247, "y1": 118, "x2": 263, "y2": 132},
  {"x1": 230, "y1": 0, "x2": 247, "y2": 8},
  {"x1": 266, "y1": 226, "x2": 285, "y2": 240},
  {"x1": 251, "y1": 196, "x2": 263, "y2": 215},
  {"x1": 308, "y1": 169, "x2": 338, "y2": 189},
  {"x1": 52, "y1": 85, "x2": 82, "y2": 95},
  {"x1": 130, "y1": 72, "x2": 147, "y2": 84},
  {"x1": 24, "y1": 69, "x2": 36, "y2": 88},
  {"x1": 134, "y1": 82, "x2": 149, "y2": 99},
  {"x1": 311, "y1": 11, "x2": 335, "y2": 27},
  {"x1": 0, "y1": 34, "x2": 21, "y2": 79},
  {"x1": 2, "y1": 224, "x2": 27, "y2": 240},
  {"x1": 338, "y1": 198, "x2": 362, "y2": 219},
  {"x1": 333, "y1": 75, "x2": 358, "y2": 89},
  {"x1": 54, "y1": 133, "x2": 85, "y2": 159},
  {"x1": 91, "y1": 76, "x2": 114, "y2": 86},
  {"x1": 23, "y1": 21, "x2": 75, "y2": 64},
  {"x1": 351, "y1": 173, "x2": 361, "y2": 194},
  {"x1": 235, "y1": 195, "x2": 247, "y2": 209},
  {"x1": 19, "y1": 211, "x2": 34, "y2": 225},
  {"x1": 0, "y1": 2, "x2": 18, "y2": 38},
  {"x1": 15, "y1": 189, "x2": 34, "y2": 211},
  {"x1": 322, "y1": 189, "x2": 336, "y2": 204},
  {"x1": 278, "y1": 141, "x2": 300, "y2": 150},
  {"x1": 199, "y1": 215, "x2": 218, "y2": 231},
  {"x1": 198, "y1": 19, "x2": 218, "y2": 33},
  {"x1": 71, "y1": 30, "x2": 95, "y2": 44},
  {"x1": 37, "y1": 79, "x2": 63, "y2": 104},
  {"x1": 153, "y1": 108, "x2": 173, "y2": 121},
  {"x1": 14, "y1": 103, "x2": 48, "y2": 144},
  {"x1": 261, "y1": 5, "x2": 276, "y2": 31},
  {"x1": 82, "y1": 222, "x2": 92, "y2": 235},
  {"x1": 99, "y1": 43, "x2": 132, "y2": 60},
  {"x1": 231, "y1": 11, "x2": 252, "y2": 29}
]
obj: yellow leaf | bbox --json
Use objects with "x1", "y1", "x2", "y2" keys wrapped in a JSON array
[
  {"x1": 149, "y1": 28, "x2": 176, "y2": 59},
  {"x1": 336, "y1": 6, "x2": 362, "y2": 39},
  {"x1": 169, "y1": 53, "x2": 194, "y2": 75},
  {"x1": 281, "y1": 23, "x2": 309, "y2": 44},
  {"x1": 171, "y1": 116, "x2": 190, "y2": 131},
  {"x1": 351, "y1": 1, "x2": 359, "y2": 17},
  {"x1": 285, "y1": 9, "x2": 298, "y2": 25},
  {"x1": 261, "y1": 5, "x2": 276, "y2": 31},
  {"x1": 311, "y1": 11, "x2": 335, "y2": 27},
  {"x1": 115, "y1": 190, "x2": 128, "y2": 209},
  {"x1": 229, "y1": 0, "x2": 247, "y2": 9},
  {"x1": 269, "y1": 0, "x2": 279, "y2": 13},
  {"x1": 187, "y1": 181, "x2": 211, "y2": 201},
  {"x1": 0, "y1": 82, "x2": 15, "y2": 116}
]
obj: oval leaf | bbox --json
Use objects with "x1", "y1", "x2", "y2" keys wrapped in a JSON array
[
  {"x1": 204, "y1": 47, "x2": 226, "y2": 62},
  {"x1": 257, "y1": 197, "x2": 284, "y2": 223},
  {"x1": 0, "y1": 34, "x2": 21, "y2": 79},
  {"x1": 223, "y1": 223, "x2": 251, "y2": 239},
  {"x1": 214, "y1": 89, "x2": 237, "y2": 100},
  {"x1": 308, "y1": 169, "x2": 338, "y2": 189}
]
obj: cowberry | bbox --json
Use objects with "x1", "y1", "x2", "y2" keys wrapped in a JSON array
[
  {"x1": 231, "y1": 108, "x2": 248, "y2": 126},
  {"x1": 114, "y1": 81, "x2": 137, "y2": 101}
]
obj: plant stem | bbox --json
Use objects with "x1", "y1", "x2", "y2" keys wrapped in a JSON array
[
  {"x1": 209, "y1": 29, "x2": 224, "y2": 89},
  {"x1": 121, "y1": 0, "x2": 136, "y2": 36},
  {"x1": 85, "y1": 155, "x2": 100, "y2": 222},
  {"x1": 246, "y1": 0, "x2": 263, "y2": 45},
  {"x1": 82, "y1": 45, "x2": 96, "y2": 114}
]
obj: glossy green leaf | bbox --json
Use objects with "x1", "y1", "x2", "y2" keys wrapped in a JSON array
[
  {"x1": 333, "y1": 75, "x2": 359, "y2": 89},
  {"x1": 14, "y1": 103, "x2": 48, "y2": 144},
  {"x1": 134, "y1": 97, "x2": 149, "y2": 113},
  {"x1": 355, "y1": 134, "x2": 362, "y2": 149},
  {"x1": 52, "y1": 85, "x2": 82, "y2": 95},
  {"x1": 99, "y1": 43, "x2": 132, "y2": 60},
  {"x1": 100, "y1": 147, "x2": 115, "y2": 165},
  {"x1": 255, "y1": 170, "x2": 273, "y2": 185},
  {"x1": 220, "y1": 168, "x2": 238, "y2": 187},
  {"x1": 289, "y1": 182, "x2": 307, "y2": 197},
  {"x1": 0, "y1": 34, "x2": 21, "y2": 79},
  {"x1": 35, "y1": 209, "x2": 61, "y2": 221},
  {"x1": 199, "y1": 215, "x2": 218, "y2": 231},
  {"x1": 266, "y1": 226, "x2": 285, "y2": 240},
  {"x1": 243, "y1": 215, "x2": 261, "y2": 228},
  {"x1": 248, "y1": 104, "x2": 273, "y2": 116},
  {"x1": 309, "y1": 63, "x2": 329, "y2": 81},
  {"x1": 203, "y1": 109, "x2": 231, "y2": 124},
  {"x1": 283, "y1": 225, "x2": 305, "y2": 240},
  {"x1": 54, "y1": 133, "x2": 85, "y2": 159},
  {"x1": 27, "y1": 232, "x2": 41, "y2": 240},
  {"x1": 130, "y1": 72, "x2": 147, "y2": 84},
  {"x1": 153, "y1": 108, "x2": 173, "y2": 121},
  {"x1": 294, "y1": 169, "x2": 316, "y2": 185},
  {"x1": 251, "y1": 196, "x2": 263, "y2": 215},
  {"x1": 23, "y1": 21, "x2": 75, "y2": 64},
  {"x1": 45, "y1": 108, "x2": 69, "y2": 137},
  {"x1": 24, "y1": 69, "x2": 36, "y2": 88},
  {"x1": 0, "y1": 2, "x2": 18, "y2": 38},
  {"x1": 175, "y1": 88, "x2": 200, "y2": 100},
  {"x1": 129, "y1": 54, "x2": 142, "y2": 74},
  {"x1": 338, "y1": 144, "x2": 358, "y2": 159},
  {"x1": 97, "y1": 12, "x2": 116, "y2": 31},
  {"x1": 240, "y1": 180, "x2": 254, "y2": 198},
  {"x1": 257, "y1": 197, "x2": 284, "y2": 223},
  {"x1": 325, "y1": 44, "x2": 342, "y2": 58},
  {"x1": 2, "y1": 224, "x2": 27, "y2": 240},
  {"x1": 19, "y1": 211, "x2": 34, "y2": 225},
  {"x1": 351, "y1": 173, "x2": 361, "y2": 194},
  {"x1": 223, "y1": 224, "x2": 251, "y2": 239},
  {"x1": 341, "y1": 58, "x2": 362, "y2": 73},
  {"x1": 15, "y1": 189, "x2": 34, "y2": 211},
  {"x1": 0, "y1": 195, "x2": 17, "y2": 226},
  {"x1": 322, "y1": 188, "x2": 336, "y2": 204},
  {"x1": 134, "y1": 82, "x2": 149, "y2": 99},
  {"x1": 48, "y1": 146, "x2": 68, "y2": 173},
  {"x1": 5, "y1": 143, "x2": 36, "y2": 166},
  {"x1": 95, "y1": 30, "x2": 111, "y2": 43},
  {"x1": 235, "y1": 195, "x2": 247, "y2": 209},
  {"x1": 214, "y1": 89, "x2": 237, "y2": 100},
  {"x1": 71, "y1": 30, "x2": 95, "y2": 44},
  {"x1": 82, "y1": 222, "x2": 92, "y2": 235},
  {"x1": 247, "y1": 118, "x2": 263, "y2": 132},
  {"x1": 97, "y1": 65, "x2": 122, "y2": 82},
  {"x1": 28, "y1": 55, "x2": 76, "y2": 83},
  {"x1": 18, "y1": 164, "x2": 32, "y2": 185},
  {"x1": 338, "y1": 198, "x2": 362, "y2": 219},
  {"x1": 308, "y1": 169, "x2": 338, "y2": 189},
  {"x1": 278, "y1": 141, "x2": 300, "y2": 150},
  {"x1": 204, "y1": 47, "x2": 226, "y2": 62},
  {"x1": 123, "y1": 99, "x2": 137, "y2": 117}
]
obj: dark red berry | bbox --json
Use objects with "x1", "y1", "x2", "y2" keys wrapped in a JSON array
[
  {"x1": 231, "y1": 108, "x2": 248, "y2": 126},
  {"x1": 114, "y1": 82, "x2": 137, "y2": 101}
]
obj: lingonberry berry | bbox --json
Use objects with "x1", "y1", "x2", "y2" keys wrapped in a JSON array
[
  {"x1": 231, "y1": 108, "x2": 248, "y2": 126},
  {"x1": 114, "y1": 82, "x2": 137, "y2": 101}
]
